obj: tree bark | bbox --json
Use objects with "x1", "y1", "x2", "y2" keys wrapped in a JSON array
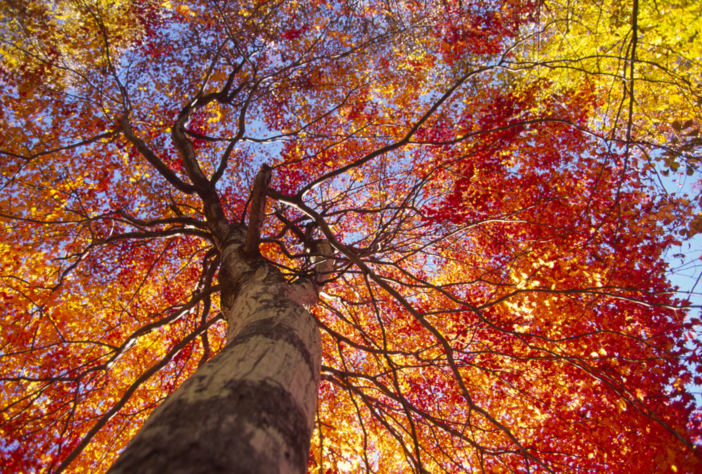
[{"x1": 107, "y1": 231, "x2": 323, "y2": 474}]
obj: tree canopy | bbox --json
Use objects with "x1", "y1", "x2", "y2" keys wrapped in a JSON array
[{"x1": 2, "y1": 0, "x2": 702, "y2": 472}]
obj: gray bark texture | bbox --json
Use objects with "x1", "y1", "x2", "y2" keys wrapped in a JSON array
[{"x1": 107, "y1": 228, "x2": 326, "y2": 474}]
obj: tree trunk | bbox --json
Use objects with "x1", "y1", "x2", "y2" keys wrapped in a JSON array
[{"x1": 107, "y1": 238, "x2": 323, "y2": 474}]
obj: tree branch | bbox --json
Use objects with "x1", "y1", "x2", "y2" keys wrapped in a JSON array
[
  {"x1": 243, "y1": 164, "x2": 272, "y2": 256},
  {"x1": 120, "y1": 115, "x2": 199, "y2": 195}
]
